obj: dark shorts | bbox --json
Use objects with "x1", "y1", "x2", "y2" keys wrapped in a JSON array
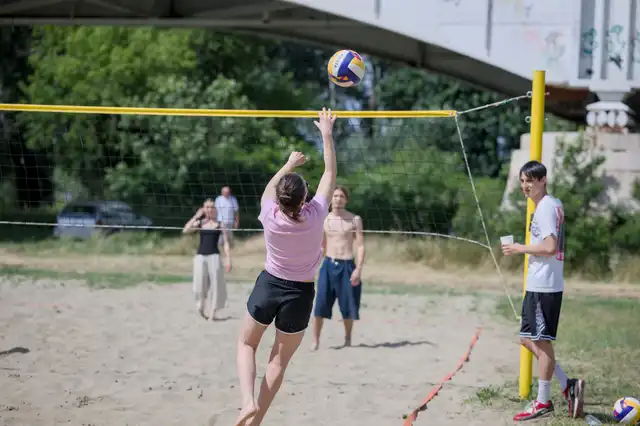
[
  {"x1": 313, "y1": 257, "x2": 362, "y2": 320},
  {"x1": 520, "y1": 291, "x2": 563, "y2": 341},
  {"x1": 247, "y1": 270, "x2": 315, "y2": 334}
]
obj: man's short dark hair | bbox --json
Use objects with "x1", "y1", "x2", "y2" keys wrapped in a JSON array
[{"x1": 519, "y1": 161, "x2": 547, "y2": 180}]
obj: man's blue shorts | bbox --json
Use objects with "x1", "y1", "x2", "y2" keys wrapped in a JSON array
[{"x1": 313, "y1": 257, "x2": 362, "y2": 320}]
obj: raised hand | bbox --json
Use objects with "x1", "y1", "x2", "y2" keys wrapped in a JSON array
[
  {"x1": 313, "y1": 107, "x2": 337, "y2": 136},
  {"x1": 287, "y1": 151, "x2": 306, "y2": 168}
]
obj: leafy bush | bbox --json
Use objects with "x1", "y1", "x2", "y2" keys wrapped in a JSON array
[
  {"x1": 345, "y1": 144, "x2": 461, "y2": 234},
  {"x1": 444, "y1": 131, "x2": 640, "y2": 280}
]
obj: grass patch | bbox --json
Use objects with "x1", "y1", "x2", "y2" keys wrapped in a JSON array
[
  {"x1": 0, "y1": 264, "x2": 470, "y2": 298},
  {"x1": 482, "y1": 295, "x2": 640, "y2": 425},
  {"x1": 611, "y1": 254, "x2": 640, "y2": 283},
  {"x1": 3, "y1": 231, "x2": 639, "y2": 285},
  {"x1": 0, "y1": 265, "x2": 190, "y2": 289},
  {"x1": 471, "y1": 385, "x2": 509, "y2": 407},
  {"x1": 0, "y1": 230, "x2": 200, "y2": 256}
]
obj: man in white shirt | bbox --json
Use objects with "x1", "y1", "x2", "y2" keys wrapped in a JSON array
[
  {"x1": 214, "y1": 185, "x2": 239, "y2": 246},
  {"x1": 502, "y1": 160, "x2": 585, "y2": 422}
]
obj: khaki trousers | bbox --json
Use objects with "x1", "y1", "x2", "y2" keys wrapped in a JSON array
[{"x1": 193, "y1": 254, "x2": 227, "y2": 315}]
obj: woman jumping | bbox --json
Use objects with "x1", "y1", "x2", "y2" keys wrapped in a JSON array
[{"x1": 234, "y1": 108, "x2": 337, "y2": 426}]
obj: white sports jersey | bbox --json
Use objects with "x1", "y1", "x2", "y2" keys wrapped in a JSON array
[{"x1": 526, "y1": 194, "x2": 565, "y2": 293}]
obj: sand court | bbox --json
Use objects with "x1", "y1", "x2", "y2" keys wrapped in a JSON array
[{"x1": 0, "y1": 276, "x2": 519, "y2": 425}]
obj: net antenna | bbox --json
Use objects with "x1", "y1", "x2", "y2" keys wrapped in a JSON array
[{"x1": 0, "y1": 100, "x2": 523, "y2": 320}]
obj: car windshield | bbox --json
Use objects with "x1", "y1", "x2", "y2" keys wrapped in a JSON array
[
  {"x1": 62, "y1": 204, "x2": 97, "y2": 215},
  {"x1": 104, "y1": 203, "x2": 133, "y2": 214}
]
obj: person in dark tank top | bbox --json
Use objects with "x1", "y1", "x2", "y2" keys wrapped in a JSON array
[
  {"x1": 197, "y1": 223, "x2": 222, "y2": 256},
  {"x1": 183, "y1": 198, "x2": 232, "y2": 321}
]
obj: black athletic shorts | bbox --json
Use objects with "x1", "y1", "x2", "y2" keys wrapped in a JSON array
[
  {"x1": 519, "y1": 291, "x2": 563, "y2": 341},
  {"x1": 247, "y1": 270, "x2": 315, "y2": 334}
]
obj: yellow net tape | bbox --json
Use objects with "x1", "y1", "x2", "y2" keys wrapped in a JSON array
[{"x1": 0, "y1": 103, "x2": 457, "y2": 118}]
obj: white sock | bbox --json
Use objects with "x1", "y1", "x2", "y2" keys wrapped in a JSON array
[
  {"x1": 537, "y1": 379, "x2": 551, "y2": 404},
  {"x1": 554, "y1": 363, "x2": 569, "y2": 391}
]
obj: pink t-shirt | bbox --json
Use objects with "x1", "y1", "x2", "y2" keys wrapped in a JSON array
[{"x1": 258, "y1": 194, "x2": 329, "y2": 282}]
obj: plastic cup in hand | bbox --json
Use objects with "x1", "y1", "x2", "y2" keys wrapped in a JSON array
[{"x1": 500, "y1": 235, "x2": 514, "y2": 245}]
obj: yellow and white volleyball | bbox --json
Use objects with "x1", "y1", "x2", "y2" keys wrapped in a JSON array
[
  {"x1": 613, "y1": 397, "x2": 640, "y2": 424},
  {"x1": 327, "y1": 49, "x2": 366, "y2": 88}
]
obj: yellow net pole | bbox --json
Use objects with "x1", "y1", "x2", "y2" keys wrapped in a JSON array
[
  {"x1": 0, "y1": 103, "x2": 456, "y2": 118},
  {"x1": 518, "y1": 69, "x2": 546, "y2": 399}
]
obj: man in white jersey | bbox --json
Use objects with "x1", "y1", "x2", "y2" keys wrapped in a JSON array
[
  {"x1": 502, "y1": 160, "x2": 585, "y2": 421},
  {"x1": 214, "y1": 185, "x2": 239, "y2": 246}
]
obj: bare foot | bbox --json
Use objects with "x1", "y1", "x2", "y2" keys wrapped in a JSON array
[
  {"x1": 310, "y1": 341, "x2": 319, "y2": 351},
  {"x1": 235, "y1": 402, "x2": 258, "y2": 426},
  {"x1": 343, "y1": 337, "x2": 351, "y2": 347}
]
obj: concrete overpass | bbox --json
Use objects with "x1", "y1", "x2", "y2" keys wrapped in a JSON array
[{"x1": 2, "y1": 0, "x2": 640, "y2": 123}]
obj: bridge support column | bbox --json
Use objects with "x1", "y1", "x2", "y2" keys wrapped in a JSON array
[
  {"x1": 582, "y1": 0, "x2": 635, "y2": 133},
  {"x1": 585, "y1": 91, "x2": 635, "y2": 133}
]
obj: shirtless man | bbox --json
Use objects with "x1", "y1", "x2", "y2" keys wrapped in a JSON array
[{"x1": 310, "y1": 185, "x2": 365, "y2": 350}]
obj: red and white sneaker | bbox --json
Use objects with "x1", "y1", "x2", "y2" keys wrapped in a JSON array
[
  {"x1": 563, "y1": 378, "x2": 586, "y2": 418},
  {"x1": 514, "y1": 400, "x2": 555, "y2": 421}
]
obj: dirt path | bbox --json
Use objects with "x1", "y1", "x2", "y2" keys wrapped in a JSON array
[{"x1": 0, "y1": 276, "x2": 519, "y2": 426}]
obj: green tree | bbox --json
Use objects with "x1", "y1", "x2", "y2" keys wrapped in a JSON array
[
  {"x1": 374, "y1": 68, "x2": 529, "y2": 176},
  {"x1": 374, "y1": 67, "x2": 578, "y2": 177},
  {"x1": 548, "y1": 133, "x2": 611, "y2": 276},
  {"x1": 19, "y1": 26, "x2": 326, "y2": 228},
  {"x1": 108, "y1": 74, "x2": 321, "y2": 225},
  {"x1": 344, "y1": 144, "x2": 461, "y2": 233},
  {"x1": 190, "y1": 33, "x2": 362, "y2": 145},
  {"x1": 611, "y1": 179, "x2": 640, "y2": 254},
  {"x1": 0, "y1": 26, "x2": 53, "y2": 208},
  {"x1": 21, "y1": 26, "x2": 199, "y2": 197}
]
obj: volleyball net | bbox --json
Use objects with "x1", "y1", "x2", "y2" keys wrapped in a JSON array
[
  {"x1": 0, "y1": 93, "x2": 545, "y2": 424},
  {"x1": 0, "y1": 100, "x2": 526, "y2": 312}
]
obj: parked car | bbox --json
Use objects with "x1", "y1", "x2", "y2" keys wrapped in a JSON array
[{"x1": 53, "y1": 200, "x2": 152, "y2": 239}]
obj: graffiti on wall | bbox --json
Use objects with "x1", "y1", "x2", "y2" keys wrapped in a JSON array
[
  {"x1": 579, "y1": 24, "x2": 629, "y2": 70},
  {"x1": 442, "y1": 0, "x2": 462, "y2": 6},
  {"x1": 580, "y1": 28, "x2": 598, "y2": 57},
  {"x1": 544, "y1": 31, "x2": 566, "y2": 66},
  {"x1": 607, "y1": 24, "x2": 626, "y2": 69},
  {"x1": 522, "y1": 29, "x2": 566, "y2": 69}
]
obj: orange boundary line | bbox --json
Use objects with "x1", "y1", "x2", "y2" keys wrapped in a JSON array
[{"x1": 402, "y1": 328, "x2": 483, "y2": 426}]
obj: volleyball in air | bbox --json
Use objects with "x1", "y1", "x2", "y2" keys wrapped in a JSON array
[
  {"x1": 613, "y1": 397, "x2": 640, "y2": 424},
  {"x1": 327, "y1": 49, "x2": 366, "y2": 87}
]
